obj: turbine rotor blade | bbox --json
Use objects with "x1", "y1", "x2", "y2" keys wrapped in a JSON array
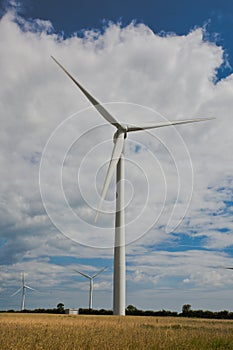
[
  {"x1": 126, "y1": 117, "x2": 215, "y2": 132},
  {"x1": 92, "y1": 266, "x2": 108, "y2": 279},
  {"x1": 51, "y1": 56, "x2": 122, "y2": 129},
  {"x1": 25, "y1": 285, "x2": 36, "y2": 291},
  {"x1": 11, "y1": 287, "x2": 23, "y2": 297},
  {"x1": 22, "y1": 273, "x2": 25, "y2": 285},
  {"x1": 95, "y1": 132, "x2": 125, "y2": 222},
  {"x1": 74, "y1": 269, "x2": 91, "y2": 279}
]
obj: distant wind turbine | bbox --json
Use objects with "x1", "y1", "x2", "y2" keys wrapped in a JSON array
[
  {"x1": 74, "y1": 267, "x2": 107, "y2": 309},
  {"x1": 11, "y1": 273, "x2": 36, "y2": 311},
  {"x1": 52, "y1": 56, "x2": 214, "y2": 315}
]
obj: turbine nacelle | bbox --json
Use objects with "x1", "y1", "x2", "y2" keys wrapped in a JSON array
[{"x1": 119, "y1": 124, "x2": 128, "y2": 133}]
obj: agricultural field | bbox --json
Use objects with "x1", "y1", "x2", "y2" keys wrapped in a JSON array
[{"x1": 1, "y1": 313, "x2": 233, "y2": 349}]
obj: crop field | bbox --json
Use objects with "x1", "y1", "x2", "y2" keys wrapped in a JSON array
[{"x1": 1, "y1": 314, "x2": 233, "y2": 350}]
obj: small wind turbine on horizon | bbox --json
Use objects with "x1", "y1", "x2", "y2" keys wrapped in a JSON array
[
  {"x1": 51, "y1": 56, "x2": 214, "y2": 315},
  {"x1": 11, "y1": 273, "x2": 36, "y2": 311},
  {"x1": 74, "y1": 267, "x2": 107, "y2": 309}
]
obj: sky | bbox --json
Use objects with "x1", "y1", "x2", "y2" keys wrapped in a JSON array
[{"x1": 0, "y1": 0, "x2": 233, "y2": 312}]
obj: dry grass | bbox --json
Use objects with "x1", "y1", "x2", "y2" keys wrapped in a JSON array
[{"x1": 1, "y1": 313, "x2": 233, "y2": 349}]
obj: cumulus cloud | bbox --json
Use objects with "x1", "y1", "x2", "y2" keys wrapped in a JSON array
[{"x1": 0, "y1": 10, "x2": 233, "y2": 310}]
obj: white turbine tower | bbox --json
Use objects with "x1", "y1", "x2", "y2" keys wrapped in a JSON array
[
  {"x1": 74, "y1": 267, "x2": 107, "y2": 309},
  {"x1": 52, "y1": 56, "x2": 214, "y2": 315},
  {"x1": 11, "y1": 273, "x2": 36, "y2": 311}
]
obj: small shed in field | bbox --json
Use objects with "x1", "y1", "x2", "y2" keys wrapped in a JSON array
[{"x1": 65, "y1": 308, "x2": 79, "y2": 315}]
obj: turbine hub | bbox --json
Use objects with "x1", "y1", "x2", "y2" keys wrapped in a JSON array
[
  {"x1": 121, "y1": 124, "x2": 128, "y2": 132},
  {"x1": 113, "y1": 129, "x2": 127, "y2": 143}
]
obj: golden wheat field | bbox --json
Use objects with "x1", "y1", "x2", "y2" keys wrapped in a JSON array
[{"x1": 1, "y1": 313, "x2": 233, "y2": 350}]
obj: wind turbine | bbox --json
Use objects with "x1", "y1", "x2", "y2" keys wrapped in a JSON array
[
  {"x1": 74, "y1": 267, "x2": 107, "y2": 309},
  {"x1": 51, "y1": 56, "x2": 214, "y2": 315},
  {"x1": 11, "y1": 273, "x2": 36, "y2": 311}
]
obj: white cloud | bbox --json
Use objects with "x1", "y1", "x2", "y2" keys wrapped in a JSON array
[
  {"x1": 0, "y1": 10, "x2": 233, "y2": 310},
  {"x1": 183, "y1": 278, "x2": 190, "y2": 284}
]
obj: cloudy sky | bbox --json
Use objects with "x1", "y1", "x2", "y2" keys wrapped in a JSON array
[{"x1": 0, "y1": 0, "x2": 233, "y2": 312}]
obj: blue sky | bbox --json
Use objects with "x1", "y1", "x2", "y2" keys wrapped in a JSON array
[
  {"x1": 0, "y1": 0, "x2": 233, "y2": 312},
  {"x1": 2, "y1": 0, "x2": 233, "y2": 78}
]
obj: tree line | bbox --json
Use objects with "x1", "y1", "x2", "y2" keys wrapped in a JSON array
[
  {"x1": 2, "y1": 303, "x2": 233, "y2": 320},
  {"x1": 80, "y1": 304, "x2": 233, "y2": 319},
  {"x1": 125, "y1": 304, "x2": 233, "y2": 319}
]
